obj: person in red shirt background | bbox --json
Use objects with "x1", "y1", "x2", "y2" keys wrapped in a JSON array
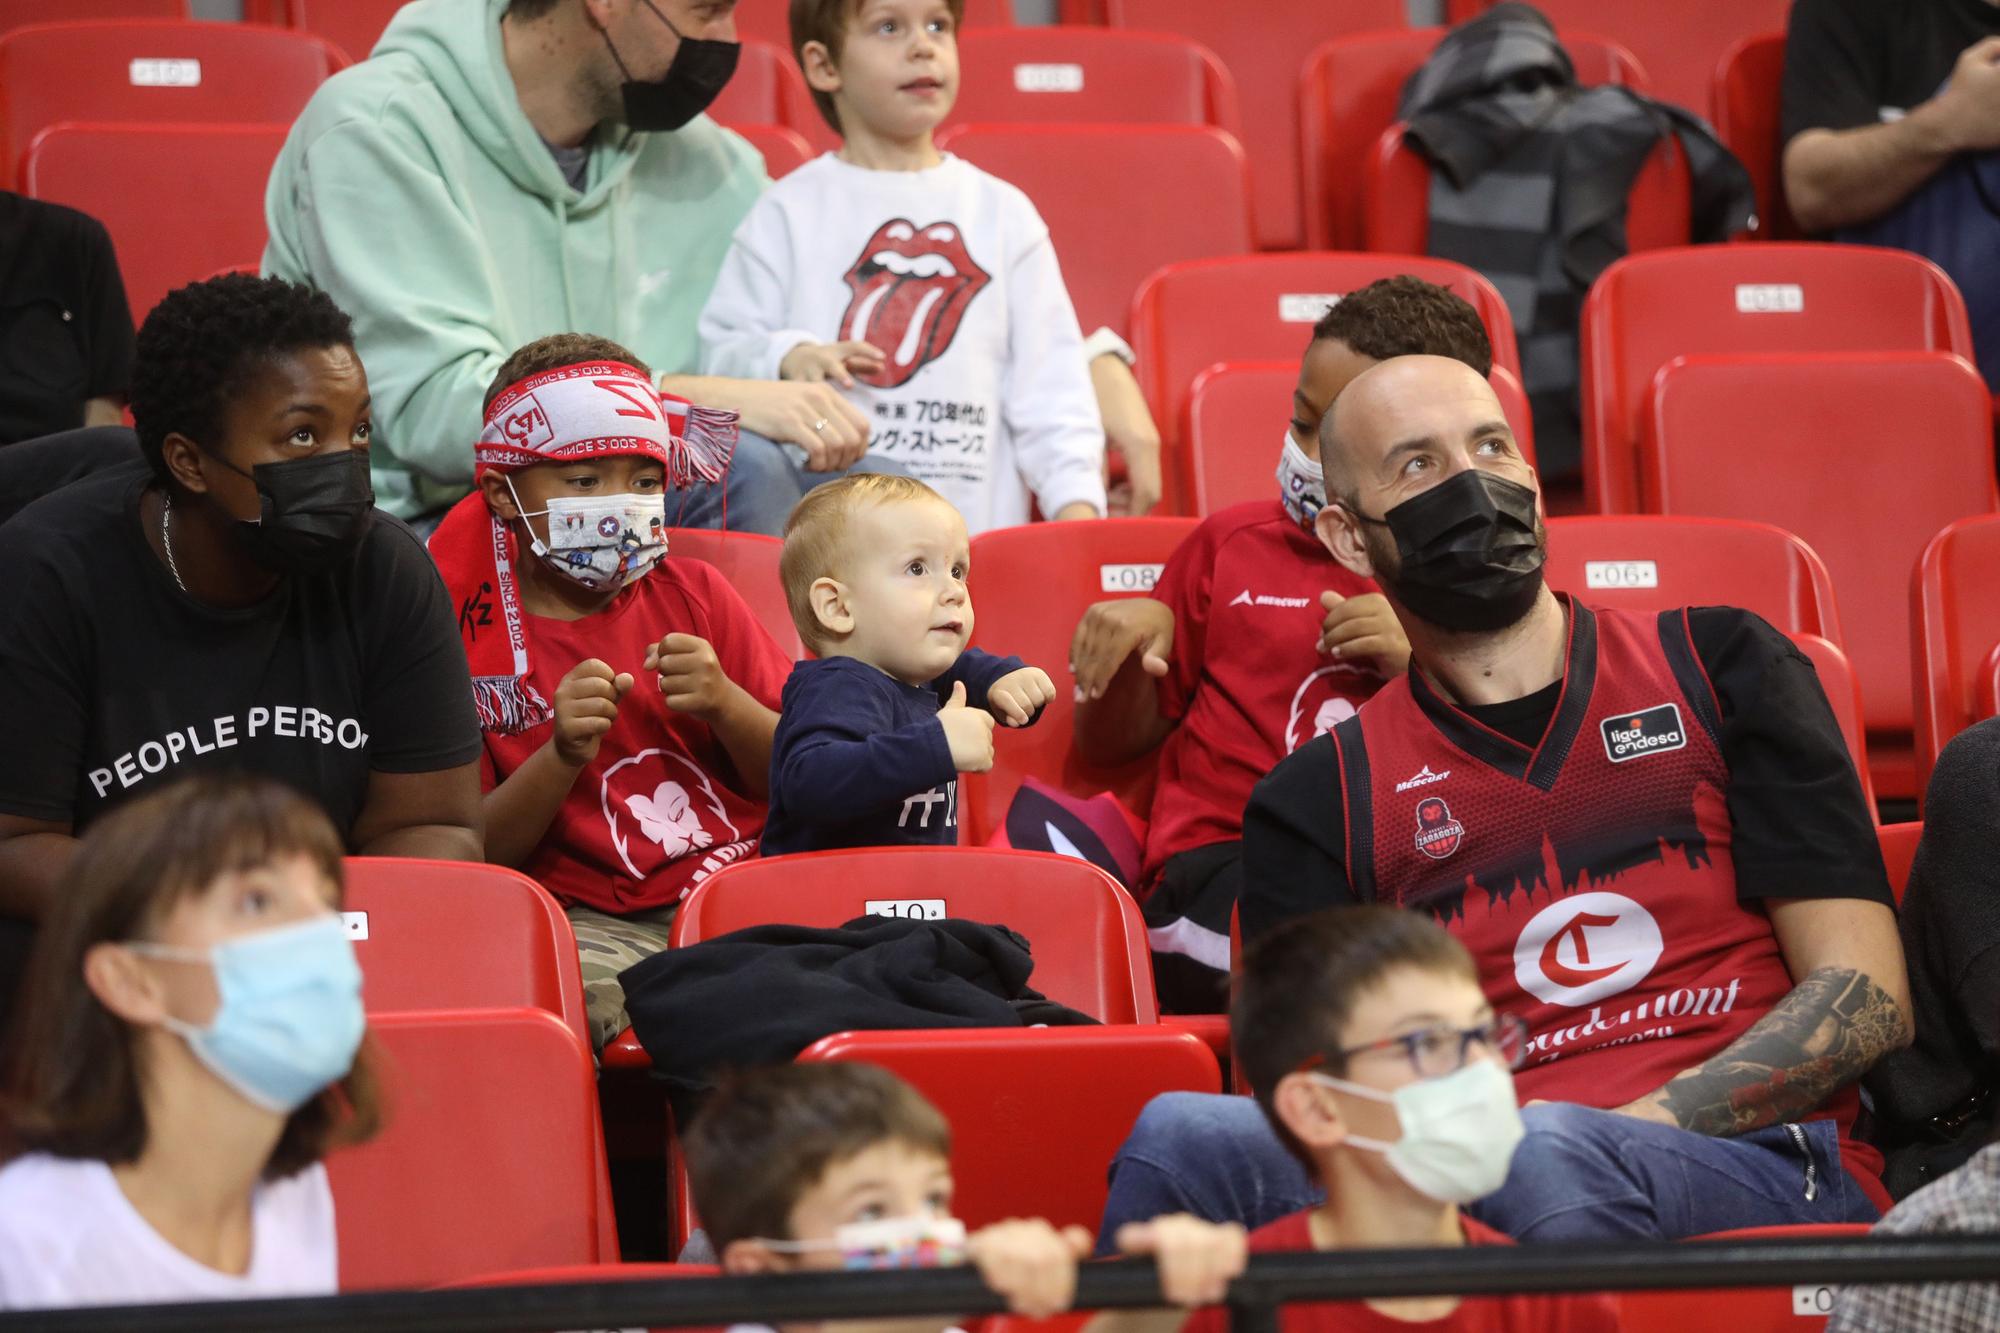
[
  {"x1": 1068, "y1": 278, "x2": 1494, "y2": 1012},
  {"x1": 429, "y1": 334, "x2": 792, "y2": 1049}
]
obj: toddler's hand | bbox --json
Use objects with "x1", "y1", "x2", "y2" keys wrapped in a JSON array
[
  {"x1": 968, "y1": 1218, "x2": 1094, "y2": 1318},
  {"x1": 1319, "y1": 591, "x2": 1412, "y2": 676},
  {"x1": 987, "y1": 666, "x2": 1056, "y2": 727},
  {"x1": 778, "y1": 339, "x2": 886, "y2": 390},
  {"x1": 939, "y1": 680, "x2": 996, "y2": 773},
  {"x1": 553, "y1": 659, "x2": 633, "y2": 768},
  {"x1": 647, "y1": 632, "x2": 734, "y2": 721},
  {"x1": 1112, "y1": 1215, "x2": 1248, "y2": 1308}
]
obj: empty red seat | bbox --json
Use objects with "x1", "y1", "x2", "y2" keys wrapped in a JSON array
[
  {"x1": 936, "y1": 123, "x2": 1251, "y2": 339},
  {"x1": 281, "y1": 0, "x2": 408, "y2": 63},
  {"x1": 1131, "y1": 252, "x2": 1523, "y2": 509},
  {"x1": 801, "y1": 1026, "x2": 1219, "y2": 1231},
  {"x1": 1543, "y1": 514, "x2": 1842, "y2": 644},
  {"x1": 1448, "y1": 0, "x2": 1792, "y2": 120},
  {"x1": 1186, "y1": 359, "x2": 1537, "y2": 518},
  {"x1": 1581, "y1": 244, "x2": 1976, "y2": 515},
  {"x1": 726, "y1": 122, "x2": 814, "y2": 179},
  {"x1": 1617, "y1": 1223, "x2": 1871, "y2": 1333},
  {"x1": 0, "y1": 19, "x2": 344, "y2": 188},
  {"x1": 730, "y1": 0, "x2": 1013, "y2": 48},
  {"x1": 1641, "y1": 351, "x2": 1997, "y2": 800},
  {"x1": 963, "y1": 517, "x2": 1199, "y2": 843},
  {"x1": 1301, "y1": 28, "x2": 1648, "y2": 252},
  {"x1": 0, "y1": 0, "x2": 184, "y2": 38},
  {"x1": 661, "y1": 528, "x2": 801, "y2": 657},
  {"x1": 22, "y1": 120, "x2": 288, "y2": 323},
  {"x1": 1104, "y1": 0, "x2": 1406, "y2": 250},
  {"x1": 1713, "y1": 32, "x2": 1796, "y2": 241},
  {"x1": 707, "y1": 37, "x2": 830, "y2": 149},
  {"x1": 328, "y1": 1008, "x2": 617, "y2": 1288},
  {"x1": 1912, "y1": 514, "x2": 2000, "y2": 800},
  {"x1": 949, "y1": 28, "x2": 1235, "y2": 131}
]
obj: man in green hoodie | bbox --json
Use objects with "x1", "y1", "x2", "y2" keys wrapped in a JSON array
[{"x1": 264, "y1": 0, "x2": 875, "y2": 533}]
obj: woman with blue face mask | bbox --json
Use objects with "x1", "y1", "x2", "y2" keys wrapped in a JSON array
[{"x1": 0, "y1": 774, "x2": 380, "y2": 1311}]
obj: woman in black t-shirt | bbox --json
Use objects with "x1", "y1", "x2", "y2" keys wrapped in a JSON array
[{"x1": 0, "y1": 274, "x2": 484, "y2": 1017}]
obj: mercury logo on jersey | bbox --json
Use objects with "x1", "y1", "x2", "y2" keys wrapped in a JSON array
[
  {"x1": 1600, "y1": 703, "x2": 1686, "y2": 763},
  {"x1": 1395, "y1": 765, "x2": 1450, "y2": 793}
]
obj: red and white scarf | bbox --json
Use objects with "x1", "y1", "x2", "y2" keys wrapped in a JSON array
[{"x1": 428, "y1": 361, "x2": 737, "y2": 735}]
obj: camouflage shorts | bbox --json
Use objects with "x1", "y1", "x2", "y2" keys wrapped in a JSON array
[{"x1": 566, "y1": 901, "x2": 678, "y2": 1050}]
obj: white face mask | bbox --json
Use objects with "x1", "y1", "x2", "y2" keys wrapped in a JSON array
[
  {"x1": 507, "y1": 480, "x2": 668, "y2": 592},
  {"x1": 1310, "y1": 1059, "x2": 1525, "y2": 1204},
  {"x1": 1277, "y1": 429, "x2": 1325, "y2": 531},
  {"x1": 758, "y1": 1215, "x2": 968, "y2": 1271}
]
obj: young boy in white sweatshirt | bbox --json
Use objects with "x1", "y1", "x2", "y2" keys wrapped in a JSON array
[{"x1": 696, "y1": 0, "x2": 1111, "y2": 535}]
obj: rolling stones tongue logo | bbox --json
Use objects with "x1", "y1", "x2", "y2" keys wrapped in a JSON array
[{"x1": 839, "y1": 218, "x2": 992, "y2": 389}]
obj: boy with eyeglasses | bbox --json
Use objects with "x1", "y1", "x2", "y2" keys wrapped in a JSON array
[{"x1": 1090, "y1": 907, "x2": 1617, "y2": 1333}]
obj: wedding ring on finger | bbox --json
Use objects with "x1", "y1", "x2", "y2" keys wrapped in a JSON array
[{"x1": 812, "y1": 418, "x2": 830, "y2": 433}]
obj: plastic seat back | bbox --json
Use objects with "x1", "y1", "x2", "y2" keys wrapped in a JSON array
[
  {"x1": 328, "y1": 1008, "x2": 615, "y2": 1288},
  {"x1": 1543, "y1": 515, "x2": 1843, "y2": 644},
  {"x1": 672, "y1": 847, "x2": 1158, "y2": 1024},
  {"x1": 1713, "y1": 32, "x2": 1795, "y2": 240},
  {"x1": 0, "y1": 0, "x2": 184, "y2": 37},
  {"x1": 663, "y1": 528, "x2": 801, "y2": 657},
  {"x1": 1914, "y1": 515, "x2": 2000, "y2": 798},
  {"x1": 801, "y1": 1027, "x2": 1219, "y2": 1230},
  {"x1": 22, "y1": 121, "x2": 289, "y2": 323},
  {"x1": 950, "y1": 28, "x2": 1236, "y2": 131},
  {"x1": 707, "y1": 37, "x2": 828, "y2": 148},
  {"x1": 726, "y1": 122, "x2": 814, "y2": 179},
  {"x1": 1185, "y1": 359, "x2": 1537, "y2": 519},
  {"x1": 1301, "y1": 27, "x2": 1648, "y2": 251},
  {"x1": 962, "y1": 517, "x2": 1200, "y2": 844},
  {"x1": 936, "y1": 123, "x2": 1251, "y2": 338},
  {"x1": 283, "y1": 0, "x2": 408, "y2": 62},
  {"x1": 1618, "y1": 1223, "x2": 1871, "y2": 1332},
  {"x1": 0, "y1": 19, "x2": 344, "y2": 187},
  {"x1": 341, "y1": 857, "x2": 589, "y2": 1046},
  {"x1": 1103, "y1": 0, "x2": 1406, "y2": 249},
  {"x1": 1642, "y1": 351, "x2": 1997, "y2": 798},
  {"x1": 1581, "y1": 244, "x2": 1976, "y2": 514},
  {"x1": 1878, "y1": 821, "x2": 1920, "y2": 905}
]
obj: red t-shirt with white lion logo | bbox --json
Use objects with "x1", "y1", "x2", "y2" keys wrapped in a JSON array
[
  {"x1": 1144, "y1": 500, "x2": 1385, "y2": 888},
  {"x1": 475, "y1": 558, "x2": 792, "y2": 914}
]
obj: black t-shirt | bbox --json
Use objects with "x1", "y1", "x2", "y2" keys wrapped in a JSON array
[
  {"x1": 0, "y1": 463, "x2": 482, "y2": 837},
  {"x1": 0, "y1": 426, "x2": 142, "y2": 527},
  {"x1": 0, "y1": 193, "x2": 135, "y2": 447},
  {"x1": 1781, "y1": 0, "x2": 2000, "y2": 146},
  {"x1": 1241, "y1": 606, "x2": 1892, "y2": 944}
]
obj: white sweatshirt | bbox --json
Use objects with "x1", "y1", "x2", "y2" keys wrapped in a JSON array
[{"x1": 698, "y1": 153, "x2": 1108, "y2": 533}]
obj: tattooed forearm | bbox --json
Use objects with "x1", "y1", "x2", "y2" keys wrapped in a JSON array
[{"x1": 1652, "y1": 967, "x2": 1911, "y2": 1137}]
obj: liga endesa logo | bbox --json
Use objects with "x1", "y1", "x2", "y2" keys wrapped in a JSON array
[{"x1": 1512, "y1": 891, "x2": 1664, "y2": 1007}]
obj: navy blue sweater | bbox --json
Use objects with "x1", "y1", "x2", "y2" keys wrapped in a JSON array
[{"x1": 762, "y1": 650, "x2": 1036, "y2": 856}]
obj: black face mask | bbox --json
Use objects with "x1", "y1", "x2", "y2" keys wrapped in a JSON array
[
  {"x1": 1350, "y1": 470, "x2": 1546, "y2": 633},
  {"x1": 210, "y1": 449, "x2": 375, "y2": 577},
  {"x1": 602, "y1": 0, "x2": 740, "y2": 133}
]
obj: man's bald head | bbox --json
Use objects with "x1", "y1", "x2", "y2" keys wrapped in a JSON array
[{"x1": 1318, "y1": 355, "x2": 1511, "y2": 509}]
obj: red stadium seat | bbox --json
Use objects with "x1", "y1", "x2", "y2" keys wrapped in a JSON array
[
  {"x1": 1301, "y1": 28, "x2": 1648, "y2": 252},
  {"x1": 949, "y1": 28, "x2": 1236, "y2": 131},
  {"x1": 963, "y1": 517, "x2": 1199, "y2": 844},
  {"x1": 662, "y1": 528, "x2": 801, "y2": 657},
  {"x1": 1618, "y1": 1224, "x2": 1872, "y2": 1333},
  {"x1": 708, "y1": 38, "x2": 830, "y2": 149},
  {"x1": 1130, "y1": 252, "x2": 1523, "y2": 509},
  {"x1": 1185, "y1": 359, "x2": 1537, "y2": 519},
  {"x1": 800, "y1": 1026, "x2": 1220, "y2": 1231},
  {"x1": 1448, "y1": 0, "x2": 1792, "y2": 119},
  {"x1": 282, "y1": 0, "x2": 408, "y2": 63},
  {"x1": 1103, "y1": 0, "x2": 1406, "y2": 250},
  {"x1": 1543, "y1": 515, "x2": 1843, "y2": 644},
  {"x1": 0, "y1": 0, "x2": 185, "y2": 37},
  {"x1": 1714, "y1": 32, "x2": 1797, "y2": 241},
  {"x1": 730, "y1": 0, "x2": 1014, "y2": 48},
  {"x1": 1641, "y1": 351, "x2": 1997, "y2": 800},
  {"x1": 1913, "y1": 514, "x2": 2000, "y2": 799},
  {"x1": 1878, "y1": 821, "x2": 1920, "y2": 904},
  {"x1": 936, "y1": 123, "x2": 1251, "y2": 339},
  {"x1": 21, "y1": 121, "x2": 288, "y2": 324},
  {"x1": 726, "y1": 122, "x2": 814, "y2": 179},
  {"x1": 328, "y1": 1008, "x2": 617, "y2": 1288},
  {"x1": 1793, "y1": 634, "x2": 1877, "y2": 817},
  {"x1": 0, "y1": 19, "x2": 345, "y2": 188},
  {"x1": 340, "y1": 857, "x2": 590, "y2": 1044},
  {"x1": 1364, "y1": 119, "x2": 1692, "y2": 257},
  {"x1": 1580, "y1": 244, "x2": 1976, "y2": 515},
  {"x1": 671, "y1": 847, "x2": 1158, "y2": 1024}
]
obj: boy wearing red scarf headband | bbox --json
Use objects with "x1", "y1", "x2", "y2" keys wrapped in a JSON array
[{"x1": 429, "y1": 334, "x2": 793, "y2": 1048}]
